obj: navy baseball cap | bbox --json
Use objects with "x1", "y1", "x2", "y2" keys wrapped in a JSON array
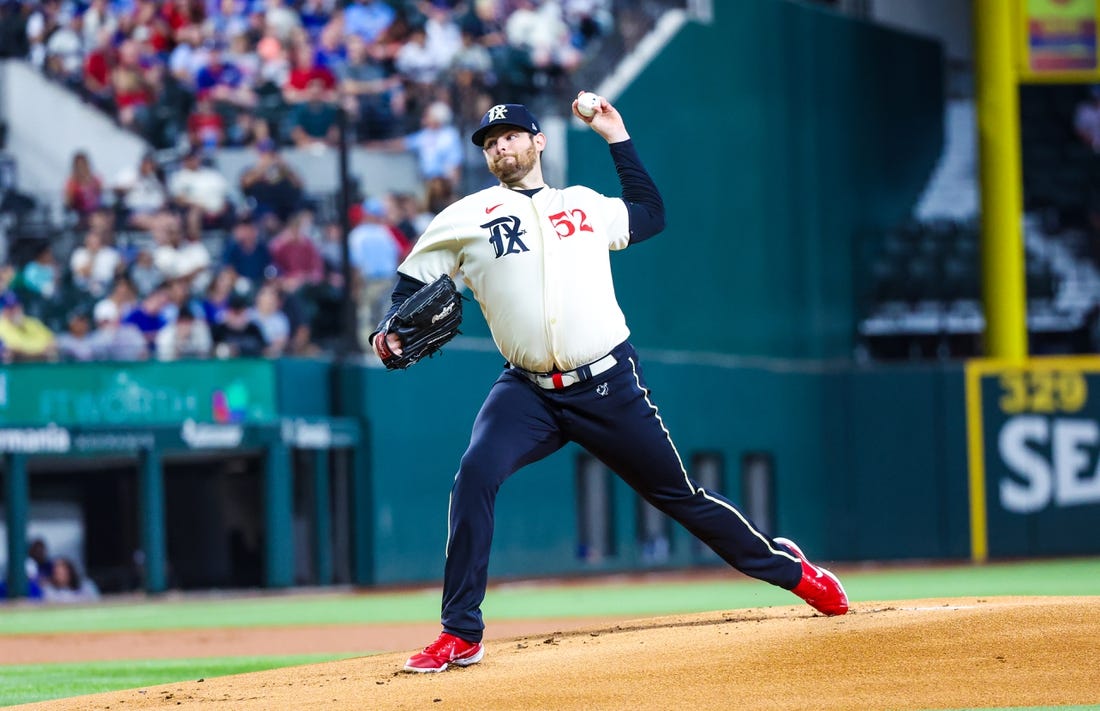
[{"x1": 471, "y1": 104, "x2": 541, "y2": 147}]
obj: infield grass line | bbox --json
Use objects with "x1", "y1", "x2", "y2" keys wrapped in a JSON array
[
  {"x1": 0, "y1": 654, "x2": 359, "y2": 708},
  {"x1": 0, "y1": 557, "x2": 1097, "y2": 635}
]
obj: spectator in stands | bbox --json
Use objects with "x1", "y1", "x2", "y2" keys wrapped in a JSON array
[
  {"x1": 40, "y1": 557, "x2": 100, "y2": 603},
  {"x1": 63, "y1": 150, "x2": 105, "y2": 228},
  {"x1": 128, "y1": 247, "x2": 163, "y2": 296},
  {"x1": 144, "y1": 60, "x2": 195, "y2": 149},
  {"x1": 114, "y1": 152, "x2": 169, "y2": 231},
  {"x1": 167, "y1": 147, "x2": 232, "y2": 238},
  {"x1": 156, "y1": 307, "x2": 212, "y2": 359},
  {"x1": 56, "y1": 308, "x2": 97, "y2": 361},
  {"x1": 81, "y1": 0, "x2": 119, "y2": 49},
  {"x1": 269, "y1": 208, "x2": 324, "y2": 291},
  {"x1": 0, "y1": 290, "x2": 57, "y2": 362},
  {"x1": 288, "y1": 78, "x2": 340, "y2": 149},
  {"x1": 168, "y1": 21, "x2": 205, "y2": 87},
  {"x1": 279, "y1": 280, "x2": 320, "y2": 355},
  {"x1": 283, "y1": 41, "x2": 337, "y2": 105},
  {"x1": 41, "y1": 6, "x2": 82, "y2": 83},
  {"x1": 122, "y1": 282, "x2": 170, "y2": 352},
  {"x1": 26, "y1": 0, "x2": 63, "y2": 68},
  {"x1": 448, "y1": 22, "x2": 494, "y2": 129},
  {"x1": 367, "y1": 100, "x2": 464, "y2": 197},
  {"x1": 201, "y1": 266, "x2": 236, "y2": 324},
  {"x1": 82, "y1": 27, "x2": 118, "y2": 112},
  {"x1": 111, "y1": 39, "x2": 153, "y2": 133},
  {"x1": 256, "y1": 34, "x2": 291, "y2": 90},
  {"x1": 338, "y1": 33, "x2": 405, "y2": 142},
  {"x1": 70, "y1": 228, "x2": 122, "y2": 299},
  {"x1": 164, "y1": 275, "x2": 205, "y2": 322},
  {"x1": 343, "y1": 0, "x2": 396, "y2": 45},
  {"x1": 212, "y1": 291, "x2": 265, "y2": 357},
  {"x1": 11, "y1": 241, "x2": 61, "y2": 307},
  {"x1": 263, "y1": 0, "x2": 300, "y2": 43},
  {"x1": 90, "y1": 297, "x2": 148, "y2": 360},
  {"x1": 252, "y1": 282, "x2": 290, "y2": 356},
  {"x1": 195, "y1": 41, "x2": 256, "y2": 112},
  {"x1": 394, "y1": 23, "x2": 453, "y2": 121},
  {"x1": 0, "y1": 1, "x2": 30, "y2": 60},
  {"x1": 392, "y1": 190, "x2": 433, "y2": 243},
  {"x1": 349, "y1": 196, "x2": 400, "y2": 342},
  {"x1": 222, "y1": 211, "x2": 272, "y2": 288},
  {"x1": 153, "y1": 211, "x2": 213, "y2": 290},
  {"x1": 505, "y1": 0, "x2": 583, "y2": 76},
  {"x1": 26, "y1": 538, "x2": 54, "y2": 582},
  {"x1": 187, "y1": 94, "x2": 228, "y2": 149},
  {"x1": 238, "y1": 138, "x2": 304, "y2": 221},
  {"x1": 102, "y1": 275, "x2": 139, "y2": 320}
]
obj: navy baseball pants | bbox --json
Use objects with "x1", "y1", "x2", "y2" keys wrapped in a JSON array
[{"x1": 440, "y1": 341, "x2": 803, "y2": 642}]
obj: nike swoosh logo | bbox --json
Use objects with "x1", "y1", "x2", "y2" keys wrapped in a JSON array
[{"x1": 485, "y1": 203, "x2": 503, "y2": 214}]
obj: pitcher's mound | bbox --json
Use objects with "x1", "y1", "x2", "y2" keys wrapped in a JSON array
[{"x1": 19, "y1": 596, "x2": 1100, "y2": 710}]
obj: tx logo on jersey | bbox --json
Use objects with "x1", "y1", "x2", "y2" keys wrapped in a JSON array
[
  {"x1": 595, "y1": 383, "x2": 609, "y2": 397},
  {"x1": 481, "y1": 216, "x2": 529, "y2": 258}
]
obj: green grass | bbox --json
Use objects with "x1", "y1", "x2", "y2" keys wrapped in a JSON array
[
  {"x1": 0, "y1": 654, "x2": 354, "y2": 707},
  {"x1": 1, "y1": 558, "x2": 1097, "y2": 707},
  {"x1": 1, "y1": 557, "x2": 1097, "y2": 635}
]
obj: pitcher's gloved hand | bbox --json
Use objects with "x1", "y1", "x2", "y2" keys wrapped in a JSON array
[{"x1": 374, "y1": 274, "x2": 463, "y2": 370}]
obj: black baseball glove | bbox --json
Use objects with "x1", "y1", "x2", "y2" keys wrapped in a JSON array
[{"x1": 375, "y1": 274, "x2": 463, "y2": 370}]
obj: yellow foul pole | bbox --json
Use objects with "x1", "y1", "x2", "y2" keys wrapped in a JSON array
[{"x1": 974, "y1": 0, "x2": 1029, "y2": 358}]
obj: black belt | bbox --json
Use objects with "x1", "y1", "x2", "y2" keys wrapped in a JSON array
[{"x1": 512, "y1": 352, "x2": 618, "y2": 390}]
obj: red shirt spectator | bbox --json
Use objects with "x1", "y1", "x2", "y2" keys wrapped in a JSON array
[
  {"x1": 269, "y1": 210, "x2": 324, "y2": 289},
  {"x1": 161, "y1": 0, "x2": 204, "y2": 34},
  {"x1": 63, "y1": 151, "x2": 104, "y2": 221},
  {"x1": 186, "y1": 96, "x2": 226, "y2": 147},
  {"x1": 283, "y1": 42, "x2": 336, "y2": 103},
  {"x1": 83, "y1": 41, "x2": 116, "y2": 97}
]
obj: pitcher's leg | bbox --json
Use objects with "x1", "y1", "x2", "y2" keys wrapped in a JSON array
[
  {"x1": 572, "y1": 355, "x2": 802, "y2": 588},
  {"x1": 441, "y1": 373, "x2": 564, "y2": 642}
]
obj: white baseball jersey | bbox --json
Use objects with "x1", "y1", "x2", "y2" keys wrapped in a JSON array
[{"x1": 398, "y1": 183, "x2": 632, "y2": 373}]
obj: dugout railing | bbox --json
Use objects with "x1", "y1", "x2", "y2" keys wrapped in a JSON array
[{"x1": 1, "y1": 417, "x2": 364, "y2": 599}]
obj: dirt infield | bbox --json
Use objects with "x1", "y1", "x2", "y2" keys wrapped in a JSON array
[{"x1": 12, "y1": 596, "x2": 1100, "y2": 710}]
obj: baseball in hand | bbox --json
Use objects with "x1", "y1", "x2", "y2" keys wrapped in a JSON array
[{"x1": 577, "y1": 92, "x2": 601, "y2": 118}]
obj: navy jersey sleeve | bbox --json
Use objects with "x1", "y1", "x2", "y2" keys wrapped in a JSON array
[
  {"x1": 370, "y1": 271, "x2": 427, "y2": 339},
  {"x1": 610, "y1": 139, "x2": 665, "y2": 244}
]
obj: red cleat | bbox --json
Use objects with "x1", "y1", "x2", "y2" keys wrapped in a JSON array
[
  {"x1": 403, "y1": 632, "x2": 485, "y2": 673},
  {"x1": 775, "y1": 537, "x2": 849, "y2": 616}
]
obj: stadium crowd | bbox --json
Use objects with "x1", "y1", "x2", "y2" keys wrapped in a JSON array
[
  {"x1": 0, "y1": 0, "x2": 678, "y2": 363},
  {"x1": 0, "y1": 0, "x2": 619, "y2": 149}
]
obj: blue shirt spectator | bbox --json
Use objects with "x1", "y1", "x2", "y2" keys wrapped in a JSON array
[
  {"x1": 121, "y1": 286, "x2": 170, "y2": 352},
  {"x1": 344, "y1": 0, "x2": 396, "y2": 43},
  {"x1": 222, "y1": 214, "x2": 273, "y2": 285},
  {"x1": 349, "y1": 200, "x2": 399, "y2": 279}
]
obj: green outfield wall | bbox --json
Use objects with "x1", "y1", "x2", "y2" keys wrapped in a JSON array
[
  {"x1": 4, "y1": 353, "x2": 1099, "y2": 597},
  {"x1": 339, "y1": 350, "x2": 973, "y2": 586}
]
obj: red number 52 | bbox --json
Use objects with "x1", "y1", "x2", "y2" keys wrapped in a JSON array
[{"x1": 549, "y1": 209, "x2": 593, "y2": 239}]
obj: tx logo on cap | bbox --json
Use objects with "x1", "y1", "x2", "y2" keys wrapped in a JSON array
[{"x1": 487, "y1": 105, "x2": 508, "y2": 121}]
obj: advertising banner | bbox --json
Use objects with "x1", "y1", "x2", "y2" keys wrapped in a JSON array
[
  {"x1": 0, "y1": 360, "x2": 277, "y2": 425},
  {"x1": 965, "y1": 357, "x2": 1100, "y2": 559},
  {"x1": 1020, "y1": 0, "x2": 1100, "y2": 80}
]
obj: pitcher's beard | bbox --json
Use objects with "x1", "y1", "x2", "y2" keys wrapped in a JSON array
[{"x1": 490, "y1": 146, "x2": 538, "y2": 185}]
